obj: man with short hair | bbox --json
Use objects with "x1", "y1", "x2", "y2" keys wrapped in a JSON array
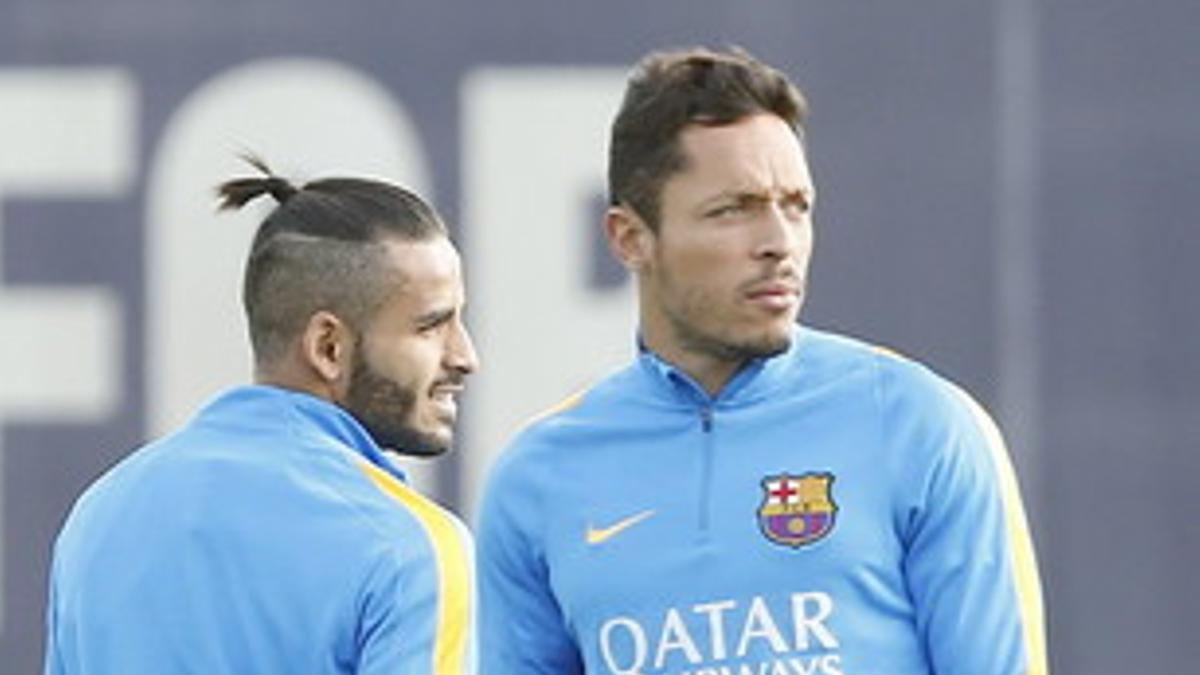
[
  {"x1": 45, "y1": 161, "x2": 479, "y2": 674},
  {"x1": 477, "y1": 47, "x2": 1047, "y2": 674}
]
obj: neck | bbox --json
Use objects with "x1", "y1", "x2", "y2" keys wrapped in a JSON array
[
  {"x1": 254, "y1": 363, "x2": 337, "y2": 404},
  {"x1": 640, "y1": 331, "x2": 746, "y2": 398}
]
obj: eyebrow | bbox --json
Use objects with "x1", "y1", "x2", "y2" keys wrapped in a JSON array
[
  {"x1": 784, "y1": 188, "x2": 816, "y2": 206},
  {"x1": 700, "y1": 186, "x2": 815, "y2": 208},
  {"x1": 415, "y1": 306, "x2": 456, "y2": 329}
]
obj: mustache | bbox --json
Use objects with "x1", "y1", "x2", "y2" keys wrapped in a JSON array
[
  {"x1": 431, "y1": 373, "x2": 468, "y2": 389},
  {"x1": 739, "y1": 267, "x2": 804, "y2": 293}
]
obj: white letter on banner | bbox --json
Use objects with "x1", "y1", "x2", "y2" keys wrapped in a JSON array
[
  {"x1": 460, "y1": 67, "x2": 631, "y2": 514},
  {"x1": 0, "y1": 67, "x2": 134, "y2": 631}
]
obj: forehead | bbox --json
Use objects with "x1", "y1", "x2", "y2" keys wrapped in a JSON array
[
  {"x1": 669, "y1": 113, "x2": 812, "y2": 198},
  {"x1": 375, "y1": 236, "x2": 463, "y2": 302}
]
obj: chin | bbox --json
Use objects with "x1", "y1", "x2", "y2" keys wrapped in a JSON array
[
  {"x1": 369, "y1": 423, "x2": 451, "y2": 458},
  {"x1": 757, "y1": 334, "x2": 794, "y2": 358},
  {"x1": 411, "y1": 429, "x2": 453, "y2": 457},
  {"x1": 744, "y1": 325, "x2": 795, "y2": 357}
]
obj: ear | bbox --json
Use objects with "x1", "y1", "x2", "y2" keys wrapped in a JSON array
[
  {"x1": 604, "y1": 205, "x2": 654, "y2": 272},
  {"x1": 300, "y1": 310, "x2": 355, "y2": 386}
]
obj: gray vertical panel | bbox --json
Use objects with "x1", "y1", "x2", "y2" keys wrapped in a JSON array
[
  {"x1": 1041, "y1": 0, "x2": 1200, "y2": 671},
  {"x1": 994, "y1": 0, "x2": 1042, "y2": 500},
  {"x1": 801, "y1": 5, "x2": 997, "y2": 397}
]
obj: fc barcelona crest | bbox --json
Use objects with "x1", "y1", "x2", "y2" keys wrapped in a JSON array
[{"x1": 758, "y1": 472, "x2": 837, "y2": 548}]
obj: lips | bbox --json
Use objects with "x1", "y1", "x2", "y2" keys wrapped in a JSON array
[
  {"x1": 429, "y1": 380, "x2": 464, "y2": 419},
  {"x1": 744, "y1": 278, "x2": 801, "y2": 296},
  {"x1": 746, "y1": 282, "x2": 800, "y2": 299},
  {"x1": 744, "y1": 279, "x2": 802, "y2": 310}
]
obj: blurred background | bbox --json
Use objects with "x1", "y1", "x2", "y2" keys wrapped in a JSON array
[{"x1": 2, "y1": 0, "x2": 1197, "y2": 672}]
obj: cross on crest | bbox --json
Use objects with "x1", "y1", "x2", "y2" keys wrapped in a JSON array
[{"x1": 758, "y1": 472, "x2": 838, "y2": 548}]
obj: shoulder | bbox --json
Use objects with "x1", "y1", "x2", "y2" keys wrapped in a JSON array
[
  {"x1": 870, "y1": 344, "x2": 989, "y2": 435},
  {"x1": 498, "y1": 360, "x2": 648, "y2": 460},
  {"x1": 350, "y1": 460, "x2": 473, "y2": 601},
  {"x1": 794, "y1": 325, "x2": 900, "y2": 375},
  {"x1": 801, "y1": 325, "x2": 998, "y2": 453},
  {"x1": 849, "y1": 338, "x2": 1009, "y2": 489},
  {"x1": 345, "y1": 464, "x2": 474, "y2": 673},
  {"x1": 480, "y1": 362, "x2": 655, "y2": 522},
  {"x1": 353, "y1": 458, "x2": 472, "y2": 548},
  {"x1": 788, "y1": 325, "x2": 943, "y2": 400},
  {"x1": 58, "y1": 422, "x2": 209, "y2": 539},
  {"x1": 800, "y1": 326, "x2": 968, "y2": 413}
]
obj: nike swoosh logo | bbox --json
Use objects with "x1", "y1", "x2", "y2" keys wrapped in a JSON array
[{"x1": 586, "y1": 509, "x2": 656, "y2": 545}]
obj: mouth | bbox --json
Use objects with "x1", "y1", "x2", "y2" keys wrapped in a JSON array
[
  {"x1": 743, "y1": 280, "x2": 802, "y2": 312},
  {"x1": 429, "y1": 381, "x2": 465, "y2": 419}
]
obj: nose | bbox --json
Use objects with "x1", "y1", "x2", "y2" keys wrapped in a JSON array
[
  {"x1": 753, "y1": 201, "x2": 805, "y2": 261},
  {"x1": 446, "y1": 320, "x2": 480, "y2": 375}
]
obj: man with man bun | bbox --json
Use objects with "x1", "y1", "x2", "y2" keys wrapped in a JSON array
[{"x1": 45, "y1": 160, "x2": 479, "y2": 674}]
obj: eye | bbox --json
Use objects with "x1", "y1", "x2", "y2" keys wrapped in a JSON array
[
  {"x1": 780, "y1": 194, "x2": 812, "y2": 220},
  {"x1": 706, "y1": 202, "x2": 743, "y2": 218},
  {"x1": 415, "y1": 310, "x2": 453, "y2": 334}
]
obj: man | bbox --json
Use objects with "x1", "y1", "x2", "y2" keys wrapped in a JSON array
[
  {"x1": 477, "y1": 47, "x2": 1047, "y2": 674},
  {"x1": 45, "y1": 160, "x2": 479, "y2": 674}
]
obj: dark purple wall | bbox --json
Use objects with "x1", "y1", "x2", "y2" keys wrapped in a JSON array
[{"x1": 2, "y1": 1, "x2": 1197, "y2": 672}]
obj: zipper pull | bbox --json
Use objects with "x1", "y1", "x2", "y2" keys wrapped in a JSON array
[{"x1": 700, "y1": 407, "x2": 713, "y2": 432}]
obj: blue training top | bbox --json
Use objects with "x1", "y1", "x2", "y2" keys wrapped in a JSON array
[
  {"x1": 46, "y1": 385, "x2": 475, "y2": 675},
  {"x1": 478, "y1": 326, "x2": 1046, "y2": 675}
]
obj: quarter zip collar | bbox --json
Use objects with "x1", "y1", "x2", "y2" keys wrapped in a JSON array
[
  {"x1": 196, "y1": 384, "x2": 409, "y2": 483},
  {"x1": 635, "y1": 326, "x2": 803, "y2": 407}
]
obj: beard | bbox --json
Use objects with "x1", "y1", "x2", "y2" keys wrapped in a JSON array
[
  {"x1": 343, "y1": 349, "x2": 448, "y2": 457},
  {"x1": 660, "y1": 274, "x2": 799, "y2": 365},
  {"x1": 668, "y1": 305, "x2": 794, "y2": 363}
]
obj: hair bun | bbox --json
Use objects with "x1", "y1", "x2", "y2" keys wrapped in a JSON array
[
  {"x1": 215, "y1": 155, "x2": 299, "y2": 211},
  {"x1": 262, "y1": 176, "x2": 299, "y2": 204}
]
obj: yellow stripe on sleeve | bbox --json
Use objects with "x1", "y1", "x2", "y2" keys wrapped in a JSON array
[
  {"x1": 520, "y1": 387, "x2": 589, "y2": 429},
  {"x1": 357, "y1": 459, "x2": 472, "y2": 675},
  {"x1": 955, "y1": 391, "x2": 1049, "y2": 675}
]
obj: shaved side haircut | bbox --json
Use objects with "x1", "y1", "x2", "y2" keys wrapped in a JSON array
[{"x1": 216, "y1": 157, "x2": 447, "y2": 365}]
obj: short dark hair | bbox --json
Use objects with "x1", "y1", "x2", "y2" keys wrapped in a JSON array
[
  {"x1": 608, "y1": 46, "x2": 809, "y2": 230},
  {"x1": 216, "y1": 157, "x2": 447, "y2": 364}
]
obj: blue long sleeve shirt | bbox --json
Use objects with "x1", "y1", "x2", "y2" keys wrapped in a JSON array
[
  {"x1": 477, "y1": 327, "x2": 1046, "y2": 675},
  {"x1": 45, "y1": 385, "x2": 475, "y2": 674}
]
